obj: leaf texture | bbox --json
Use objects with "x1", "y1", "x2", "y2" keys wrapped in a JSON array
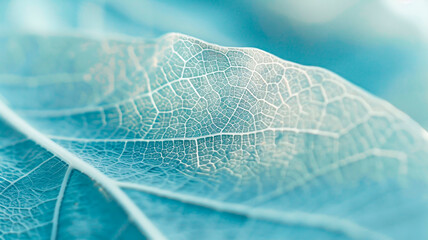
[{"x1": 0, "y1": 33, "x2": 427, "y2": 240}]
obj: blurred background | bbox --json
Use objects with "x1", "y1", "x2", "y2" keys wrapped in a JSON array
[{"x1": 1, "y1": 0, "x2": 427, "y2": 129}]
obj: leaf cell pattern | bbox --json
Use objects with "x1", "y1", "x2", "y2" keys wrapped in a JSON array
[{"x1": 0, "y1": 33, "x2": 427, "y2": 240}]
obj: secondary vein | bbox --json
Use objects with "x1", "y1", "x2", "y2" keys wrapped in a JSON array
[
  {"x1": 0, "y1": 100, "x2": 166, "y2": 240},
  {"x1": 51, "y1": 166, "x2": 72, "y2": 240}
]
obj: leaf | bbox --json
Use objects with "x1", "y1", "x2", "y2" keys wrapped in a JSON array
[{"x1": 0, "y1": 33, "x2": 427, "y2": 240}]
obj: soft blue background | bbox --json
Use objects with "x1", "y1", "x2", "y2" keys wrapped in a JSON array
[{"x1": 1, "y1": 0, "x2": 427, "y2": 128}]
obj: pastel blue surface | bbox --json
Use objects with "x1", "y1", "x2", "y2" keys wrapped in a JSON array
[
  {"x1": 0, "y1": 33, "x2": 427, "y2": 239},
  {"x1": 1, "y1": 0, "x2": 427, "y2": 128}
]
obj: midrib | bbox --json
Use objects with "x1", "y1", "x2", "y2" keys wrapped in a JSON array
[
  {"x1": 0, "y1": 100, "x2": 166, "y2": 240},
  {"x1": 0, "y1": 99, "x2": 391, "y2": 240}
]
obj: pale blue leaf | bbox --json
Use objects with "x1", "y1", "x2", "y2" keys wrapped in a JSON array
[{"x1": 0, "y1": 33, "x2": 427, "y2": 240}]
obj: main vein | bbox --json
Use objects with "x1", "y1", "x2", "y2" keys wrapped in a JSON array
[{"x1": 0, "y1": 100, "x2": 166, "y2": 240}]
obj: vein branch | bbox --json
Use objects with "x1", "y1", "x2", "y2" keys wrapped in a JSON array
[
  {"x1": 0, "y1": 100, "x2": 167, "y2": 240},
  {"x1": 51, "y1": 166, "x2": 72, "y2": 240},
  {"x1": 116, "y1": 181, "x2": 390, "y2": 240}
]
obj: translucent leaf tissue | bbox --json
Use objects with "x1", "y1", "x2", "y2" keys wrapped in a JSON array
[{"x1": 0, "y1": 2, "x2": 428, "y2": 240}]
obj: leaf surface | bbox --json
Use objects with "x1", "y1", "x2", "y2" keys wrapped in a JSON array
[{"x1": 0, "y1": 33, "x2": 427, "y2": 240}]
